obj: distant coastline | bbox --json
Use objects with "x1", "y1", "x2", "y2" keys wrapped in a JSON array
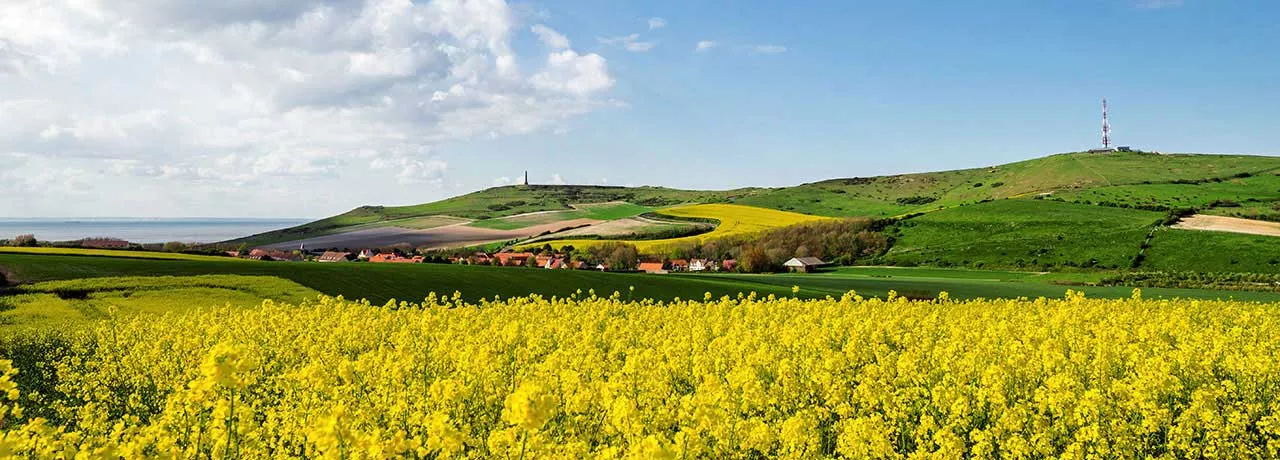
[{"x1": 0, "y1": 218, "x2": 309, "y2": 244}]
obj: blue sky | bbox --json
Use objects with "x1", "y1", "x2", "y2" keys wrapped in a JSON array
[{"x1": 0, "y1": 0, "x2": 1276, "y2": 217}]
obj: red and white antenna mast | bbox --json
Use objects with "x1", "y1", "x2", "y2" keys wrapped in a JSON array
[{"x1": 1101, "y1": 98, "x2": 1112, "y2": 149}]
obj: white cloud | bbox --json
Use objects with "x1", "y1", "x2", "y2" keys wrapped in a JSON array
[
  {"x1": 0, "y1": 0, "x2": 619, "y2": 216},
  {"x1": 647, "y1": 17, "x2": 666, "y2": 30},
  {"x1": 531, "y1": 24, "x2": 570, "y2": 50},
  {"x1": 531, "y1": 50, "x2": 615, "y2": 96},
  {"x1": 599, "y1": 34, "x2": 656, "y2": 52},
  {"x1": 695, "y1": 40, "x2": 718, "y2": 52},
  {"x1": 550, "y1": 173, "x2": 565, "y2": 185},
  {"x1": 752, "y1": 44, "x2": 788, "y2": 54}
]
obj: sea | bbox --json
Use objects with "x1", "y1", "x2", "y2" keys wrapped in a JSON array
[{"x1": 0, "y1": 218, "x2": 311, "y2": 244}]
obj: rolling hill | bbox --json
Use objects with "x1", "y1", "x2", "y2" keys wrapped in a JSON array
[{"x1": 229, "y1": 151, "x2": 1280, "y2": 273}]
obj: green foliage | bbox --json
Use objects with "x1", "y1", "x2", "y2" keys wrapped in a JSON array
[{"x1": 895, "y1": 196, "x2": 937, "y2": 206}]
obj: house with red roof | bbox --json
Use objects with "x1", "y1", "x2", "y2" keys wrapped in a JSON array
[{"x1": 638, "y1": 262, "x2": 667, "y2": 274}]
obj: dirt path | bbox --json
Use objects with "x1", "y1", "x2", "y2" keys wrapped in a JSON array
[{"x1": 1174, "y1": 215, "x2": 1280, "y2": 237}]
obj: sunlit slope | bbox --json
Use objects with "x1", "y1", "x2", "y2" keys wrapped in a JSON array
[
  {"x1": 233, "y1": 152, "x2": 1280, "y2": 247},
  {"x1": 733, "y1": 152, "x2": 1280, "y2": 217},
  {"x1": 531, "y1": 203, "x2": 831, "y2": 252}
]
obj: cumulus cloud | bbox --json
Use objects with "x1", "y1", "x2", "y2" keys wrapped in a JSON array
[
  {"x1": 599, "y1": 34, "x2": 656, "y2": 52},
  {"x1": 752, "y1": 44, "x2": 788, "y2": 54},
  {"x1": 647, "y1": 17, "x2": 666, "y2": 30},
  {"x1": 694, "y1": 40, "x2": 718, "y2": 52},
  {"x1": 0, "y1": 0, "x2": 617, "y2": 216}
]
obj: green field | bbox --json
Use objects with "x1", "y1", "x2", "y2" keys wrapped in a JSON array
[
  {"x1": 1144, "y1": 229, "x2": 1280, "y2": 273},
  {"x1": 884, "y1": 199, "x2": 1162, "y2": 270},
  {"x1": 467, "y1": 202, "x2": 651, "y2": 230},
  {"x1": 0, "y1": 252, "x2": 800, "y2": 305},
  {"x1": 0, "y1": 275, "x2": 319, "y2": 332},
  {"x1": 1052, "y1": 172, "x2": 1280, "y2": 210},
  {"x1": 0, "y1": 246, "x2": 245, "y2": 262}
]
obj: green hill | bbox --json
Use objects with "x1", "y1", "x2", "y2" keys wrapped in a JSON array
[{"x1": 231, "y1": 152, "x2": 1280, "y2": 258}]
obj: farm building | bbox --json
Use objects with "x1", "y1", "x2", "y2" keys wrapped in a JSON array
[
  {"x1": 317, "y1": 251, "x2": 353, "y2": 262},
  {"x1": 495, "y1": 252, "x2": 533, "y2": 266},
  {"x1": 783, "y1": 257, "x2": 827, "y2": 273},
  {"x1": 638, "y1": 262, "x2": 666, "y2": 274},
  {"x1": 669, "y1": 259, "x2": 689, "y2": 272}
]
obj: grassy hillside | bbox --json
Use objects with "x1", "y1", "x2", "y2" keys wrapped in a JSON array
[
  {"x1": 734, "y1": 152, "x2": 1280, "y2": 217},
  {"x1": 232, "y1": 152, "x2": 1280, "y2": 248},
  {"x1": 1052, "y1": 171, "x2": 1280, "y2": 210},
  {"x1": 1143, "y1": 229, "x2": 1280, "y2": 273},
  {"x1": 232, "y1": 186, "x2": 743, "y2": 246},
  {"x1": 884, "y1": 199, "x2": 1163, "y2": 270}
]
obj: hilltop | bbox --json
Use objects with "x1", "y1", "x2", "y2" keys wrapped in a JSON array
[{"x1": 231, "y1": 151, "x2": 1280, "y2": 249}]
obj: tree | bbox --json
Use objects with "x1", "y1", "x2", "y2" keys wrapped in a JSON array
[
  {"x1": 163, "y1": 241, "x2": 187, "y2": 252},
  {"x1": 12, "y1": 234, "x2": 36, "y2": 247},
  {"x1": 525, "y1": 256, "x2": 540, "y2": 268},
  {"x1": 739, "y1": 245, "x2": 772, "y2": 273}
]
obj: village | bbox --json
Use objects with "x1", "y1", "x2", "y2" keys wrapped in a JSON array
[{"x1": 227, "y1": 247, "x2": 828, "y2": 274}]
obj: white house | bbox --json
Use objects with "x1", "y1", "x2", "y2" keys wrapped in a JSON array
[
  {"x1": 783, "y1": 257, "x2": 826, "y2": 273},
  {"x1": 688, "y1": 259, "x2": 712, "y2": 272}
]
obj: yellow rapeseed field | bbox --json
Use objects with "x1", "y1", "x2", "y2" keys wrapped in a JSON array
[
  {"x1": 537, "y1": 203, "x2": 830, "y2": 253},
  {"x1": 2, "y1": 290, "x2": 1280, "y2": 458}
]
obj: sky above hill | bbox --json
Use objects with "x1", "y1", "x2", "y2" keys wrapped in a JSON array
[{"x1": 1, "y1": 0, "x2": 1277, "y2": 217}]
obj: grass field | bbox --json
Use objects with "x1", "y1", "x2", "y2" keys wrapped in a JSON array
[
  {"x1": 531, "y1": 203, "x2": 830, "y2": 252},
  {"x1": 1052, "y1": 172, "x2": 1280, "y2": 210},
  {"x1": 885, "y1": 199, "x2": 1162, "y2": 270},
  {"x1": 1143, "y1": 228, "x2": 1280, "y2": 273},
  {"x1": 0, "y1": 275, "x2": 318, "y2": 332},
  {"x1": 467, "y1": 202, "x2": 651, "y2": 230},
  {"x1": 0, "y1": 252, "x2": 801, "y2": 305},
  {"x1": 0, "y1": 246, "x2": 244, "y2": 262}
]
